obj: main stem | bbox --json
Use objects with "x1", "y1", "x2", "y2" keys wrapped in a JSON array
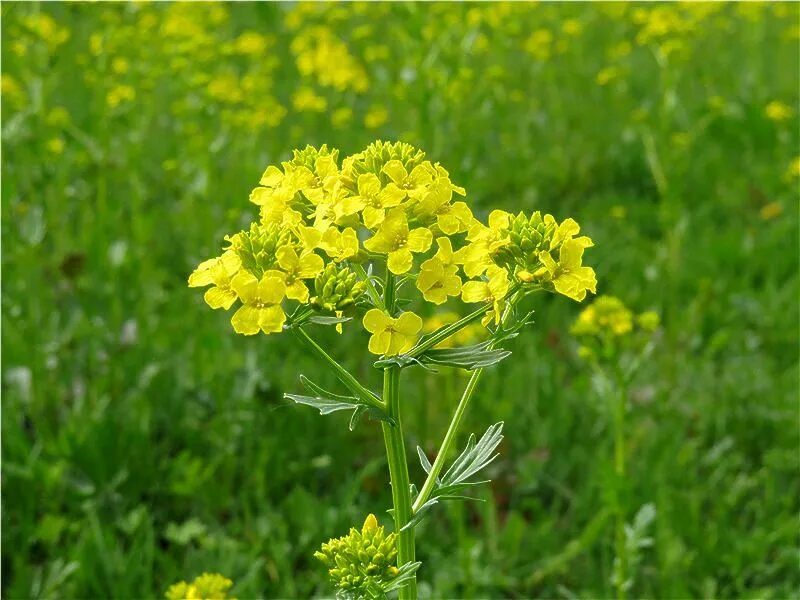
[{"x1": 381, "y1": 272, "x2": 417, "y2": 599}]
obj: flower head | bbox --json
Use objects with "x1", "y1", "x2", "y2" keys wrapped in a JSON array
[
  {"x1": 461, "y1": 265, "x2": 510, "y2": 325},
  {"x1": 362, "y1": 308, "x2": 423, "y2": 356},
  {"x1": 230, "y1": 272, "x2": 286, "y2": 335},
  {"x1": 188, "y1": 250, "x2": 241, "y2": 310},
  {"x1": 364, "y1": 208, "x2": 432, "y2": 274}
]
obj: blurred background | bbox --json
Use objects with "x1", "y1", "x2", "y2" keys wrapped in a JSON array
[{"x1": 2, "y1": 2, "x2": 798, "y2": 599}]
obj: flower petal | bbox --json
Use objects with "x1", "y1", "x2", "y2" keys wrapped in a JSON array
[{"x1": 363, "y1": 308, "x2": 392, "y2": 334}]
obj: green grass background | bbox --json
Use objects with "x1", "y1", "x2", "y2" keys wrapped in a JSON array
[{"x1": 2, "y1": 2, "x2": 798, "y2": 599}]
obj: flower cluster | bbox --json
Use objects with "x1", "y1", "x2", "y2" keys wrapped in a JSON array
[
  {"x1": 314, "y1": 514, "x2": 400, "y2": 596},
  {"x1": 189, "y1": 141, "x2": 596, "y2": 354},
  {"x1": 571, "y1": 295, "x2": 659, "y2": 361},
  {"x1": 165, "y1": 573, "x2": 234, "y2": 600}
]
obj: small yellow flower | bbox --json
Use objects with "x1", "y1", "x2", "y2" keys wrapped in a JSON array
[
  {"x1": 364, "y1": 208, "x2": 432, "y2": 274},
  {"x1": 765, "y1": 100, "x2": 793, "y2": 122},
  {"x1": 319, "y1": 227, "x2": 359, "y2": 262},
  {"x1": 381, "y1": 160, "x2": 433, "y2": 202},
  {"x1": 759, "y1": 201, "x2": 783, "y2": 221},
  {"x1": 416, "y1": 179, "x2": 472, "y2": 235},
  {"x1": 230, "y1": 272, "x2": 286, "y2": 335},
  {"x1": 637, "y1": 310, "x2": 660, "y2": 332},
  {"x1": 188, "y1": 251, "x2": 241, "y2": 310},
  {"x1": 46, "y1": 137, "x2": 65, "y2": 155},
  {"x1": 362, "y1": 309, "x2": 423, "y2": 356},
  {"x1": 416, "y1": 238, "x2": 462, "y2": 305},
  {"x1": 785, "y1": 156, "x2": 800, "y2": 180},
  {"x1": 337, "y1": 173, "x2": 405, "y2": 228},
  {"x1": 537, "y1": 237, "x2": 597, "y2": 302},
  {"x1": 273, "y1": 246, "x2": 324, "y2": 302},
  {"x1": 454, "y1": 210, "x2": 511, "y2": 277},
  {"x1": 166, "y1": 573, "x2": 234, "y2": 600},
  {"x1": 364, "y1": 105, "x2": 389, "y2": 129},
  {"x1": 461, "y1": 265, "x2": 510, "y2": 326}
]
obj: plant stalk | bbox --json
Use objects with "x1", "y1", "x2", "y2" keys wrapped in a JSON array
[
  {"x1": 381, "y1": 270, "x2": 417, "y2": 599},
  {"x1": 613, "y1": 377, "x2": 628, "y2": 600},
  {"x1": 413, "y1": 296, "x2": 517, "y2": 512},
  {"x1": 381, "y1": 366, "x2": 416, "y2": 599}
]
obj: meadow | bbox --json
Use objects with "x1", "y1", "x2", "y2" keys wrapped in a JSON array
[{"x1": 2, "y1": 2, "x2": 799, "y2": 599}]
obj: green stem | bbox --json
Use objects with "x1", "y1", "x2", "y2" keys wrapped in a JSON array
[
  {"x1": 381, "y1": 366, "x2": 416, "y2": 599},
  {"x1": 613, "y1": 375, "x2": 627, "y2": 600},
  {"x1": 413, "y1": 367, "x2": 484, "y2": 512},
  {"x1": 292, "y1": 328, "x2": 383, "y2": 409},
  {"x1": 380, "y1": 270, "x2": 416, "y2": 599},
  {"x1": 412, "y1": 295, "x2": 518, "y2": 512}
]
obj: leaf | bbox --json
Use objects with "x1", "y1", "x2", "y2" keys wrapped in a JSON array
[
  {"x1": 441, "y1": 422, "x2": 504, "y2": 486},
  {"x1": 382, "y1": 561, "x2": 422, "y2": 593},
  {"x1": 300, "y1": 375, "x2": 358, "y2": 402},
  {"x1": 308, "y1": 315, "x2": 352, "y2": 326},
  {"x1": 406, "y1": 423, "x2": 505, "y2": 531},
  {"x1": 287, "y1": 375, "x2": 393, "y2": 427},
  {"x1": 284, "y1": 393, "x2": 358, "y2": 415},
  {"x1": 421, "y1": 342, "x2": 512, "y2": 370},
  {"x1": 374, "y1": 341, "x2": 511, "y2": 371},
  {"x1": 417, "y1": 446, "x2": 433, "y2": 475}
]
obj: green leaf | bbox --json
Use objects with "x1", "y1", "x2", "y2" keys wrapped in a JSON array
[
  {"x1": 286, "y1": 375, "x2": 393, "y2": 427},
  {"x1": 308, "y1": 315, "x2": 352, "y2": 326},
  {"x1": 285, "y1": 393, "x2": 358, "y2": 415},
  {"x1": 406, "y1": 423, "x2": 504, "y2": 531},
  {"x1": 382, "y1": 561, "x2": 422, "y2": 593},
  {"x1": 441, "y1": 421, "x2": 504, "y2": 486},
  {"x1": 374, "y1": 341, "x2": 511, "y2": 371}
]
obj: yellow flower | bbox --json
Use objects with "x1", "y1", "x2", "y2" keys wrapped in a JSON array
[
  {"x1": 337, "y1": 173, "x2": 405, "y2": 228},
  {"x1": 637, "y1": 310, "x2": 660, "y2": 332},
  {"x1": 759, "y1": 201, "x2": 783, "y2": 221},
  {"x1": 416, "y1": 238, "x2": 462, "y2": 305},
  {"x1": 416, "y1": 177, "x2": 472, "y2": 234},
  {"x1": 188, "y1": 251, "x2": 241, "y2": 310},
  {"x1": 765, "y1": 100, "x2": 793, "y2": 122},
  {"x1": 230, "y1": 272, "x2": 286, "y2": 335},
  {"x1": 166, "y1": 573, "x2": 234, "y2": 600},
  {"x1": 461, "y1": 265, "x2": 510, "y2": 326},
  {"x1": 319, "y1": 227, "x2": 359, "y2": 262},
  {"x1": 381, "y1": 160, "x2": 433, "y2": 202},
  {"x1": 362, "y1": 309, "x2": 423, "y2": 356},
  {"x1": 786, "y1": 156, "x2": 800, "y2": 179},
  {"x1": 364, "y1": 208, "x2": 432, "y2": 274},
  {"x1": 364, "y1": 105, "x2": 389, "y2": 129},
  {"x1": 273, "y1": 246, "x2": 324, "y2": 302},
  {"x1": 537, "y1": 237, "x2": 597, "y2": 302},
  {"x1": 46, "y1": 137, "x2": 65, "y2": 155},
  {"x1": 454, "y1": 210, "x2": 511, "y2": 277}
]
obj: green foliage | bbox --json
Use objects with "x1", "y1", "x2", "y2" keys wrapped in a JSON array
[{"x1": 2, "y1": 2, "x2": 798, "y2": 599}]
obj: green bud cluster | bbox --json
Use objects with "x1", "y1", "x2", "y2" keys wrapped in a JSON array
[
  {"x1": 346, "y1": 140, "x2": 426, "y2": 187},
  {"x1": 290, "y1": 143, "x2": 339, "y2": 171},
  {"x1": 228, "y1": 222, "x2": 293, "y2": 278},
  {"x1": 494, "y1": 210, "x2": 557, "y2": 272},
  {"x1": 314, "y1": 515, "x2": 399, "y2": 596},
  {"x1": 311, "y1": 263, "x2": 367, "y2": 312}
]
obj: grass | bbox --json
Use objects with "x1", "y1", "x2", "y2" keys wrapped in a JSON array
[{"x1": 2, "y1": 2, "x2": 798, "y2": 599}]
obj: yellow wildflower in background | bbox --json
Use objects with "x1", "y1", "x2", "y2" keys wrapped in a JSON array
[
  {"x1": 362, "y1": 309, "x2": 423, "y2": 356},
  {"x1": 166, "y1": 572, "x2": 234, "y2": 600},
  {"x1": 765, "y1": 100, "x2": 793, "y2": 122},
  {"x1": 364, "y1": 105, "x2": 389, "y2": 129}
]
